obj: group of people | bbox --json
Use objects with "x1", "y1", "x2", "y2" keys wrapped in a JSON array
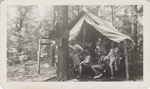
[
  {"x1": 69, "y1": 37, "x2": 121, "y2": 79},
  {"x1": 92, "y1": 40, "x2": 121, "y2": 79}
]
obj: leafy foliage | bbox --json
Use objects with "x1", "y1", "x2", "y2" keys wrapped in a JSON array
[{"x1": 7, "y1": 5, "x2": 143, "y2": 64}]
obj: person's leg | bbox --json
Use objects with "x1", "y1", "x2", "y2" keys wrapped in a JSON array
[
  {"x1": 115, "y1": 58, "x2": 118, "y2": 71},
  {"x1": 91, "y1": 65, "x2": 99, "y2": 76},
  {"x1": 77, "y1": 63, "x2": 83, "y2": 78},
  {"x1": 93, "y1": 68, "x2": 103, "y2": 79},
  {"x1": 73, "y1": 54, "x2": 80, "y2": 66},
  {"x1": 118, "y1": 57, "x2": 121, "y2": 65},
  {"x1": 91, "y1": 64, "x2": 104, "y2": 78},
  {"x1": 109, "y1": 56, "x2": 116, "y2": 79}
]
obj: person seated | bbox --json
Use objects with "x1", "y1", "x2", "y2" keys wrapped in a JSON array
[
  {"x1": 77, "y1": 48, "x2": 92, "y2": 78},
  {"x1": 91, "y1": 55, "x2": 110, "y2": 79}
]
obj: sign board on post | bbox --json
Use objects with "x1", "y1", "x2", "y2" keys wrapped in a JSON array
[
  {"x1": 55, "y1": 30, "x2": 69, "y2": 47},
  {"x1": 60, "y1": 30, "x2": 70, "y2": 39},
  {"x1": 49, "y1": 30, "x2": 56, "y2": 39},
  {"x1": 55, "y1": 39, "x2": 62, "y2": 46}
]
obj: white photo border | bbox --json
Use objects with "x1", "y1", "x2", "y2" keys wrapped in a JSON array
[{"x1": 0, "y1": 0, "x2": 150, "y2": 89}]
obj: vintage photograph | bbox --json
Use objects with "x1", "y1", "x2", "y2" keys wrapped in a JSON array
[{"x1": 6, "y1": 5, "x2": 143, "y2": 82}]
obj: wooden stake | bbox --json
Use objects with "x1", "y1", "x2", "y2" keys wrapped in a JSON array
[
  {"x1": 124, "y1": 40, "x2": 129, "y2": 80},
  {"x1": 37, "y1": 37, "x2": 41, "y2": 74},
  {"x1": 49, "y1": 42, "x2": 55, "y2": 68}
]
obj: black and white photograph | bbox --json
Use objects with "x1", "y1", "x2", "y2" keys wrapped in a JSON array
[
  {"x1": 6, "y1": 5, "x2": 143, "y2": 82},
  {"x1": 0, "y1": 0, "x2": 150, "y2": 89}
]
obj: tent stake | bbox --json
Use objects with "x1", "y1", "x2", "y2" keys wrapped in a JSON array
[{"x1": 124, "y1": 40, "x2": 129, "y2": 80}]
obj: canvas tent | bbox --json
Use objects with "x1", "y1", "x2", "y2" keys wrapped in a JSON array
[
  {"x1": 68, "y1": 10, "x2": 135, "y2": 80},
  {"x1": 68, "y1": 10, "x2": 135, "y2": 48}
]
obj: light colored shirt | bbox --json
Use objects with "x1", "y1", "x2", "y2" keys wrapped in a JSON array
[
  {"x1": 107, "y1": 47, "x2": 119, "y2": 57},
  {"x1": 84, "y1": 55, "x2": 92, "y2": 64}
]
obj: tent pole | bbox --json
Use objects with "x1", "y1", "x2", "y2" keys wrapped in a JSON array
[
  {"x1": 124, "y1": 40, "x2": 129, "y2": 80},
  {"x1": 83, "y1": 21, "x2": 86, "y2": 56}
]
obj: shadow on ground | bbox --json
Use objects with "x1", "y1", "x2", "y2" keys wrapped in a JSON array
[{"x1": 44, "y1": 66, "x2": 143, "y2": 82}]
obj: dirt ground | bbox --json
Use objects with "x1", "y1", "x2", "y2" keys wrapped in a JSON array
[{"x1": 7, "y1": 60, "x2": 143, "y2": 82}]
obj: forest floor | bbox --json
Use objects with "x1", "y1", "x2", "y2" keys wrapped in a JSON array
[
  {"x1": 7, "y1": 60, "x2": 143, "y2": 82},
  {"x1": 7, "y1": 60, "x2": 56, "y2": 82}
]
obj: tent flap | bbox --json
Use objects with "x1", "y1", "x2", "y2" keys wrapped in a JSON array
[{"x1": 69, "y1": 10, "x2": 135, "y2": 49}]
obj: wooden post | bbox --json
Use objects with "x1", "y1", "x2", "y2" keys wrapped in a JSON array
[
  {"x1": 82, "y1": 21, "x2": 86, "y2": 56},
  {"x1": 124, "y1": 40, "x2": 129, "y2": 80},
  {"x1": 49, "y1": 42, "x2": 54, "y2": 68},
  {"x1": 37, "y1": 37, "x2": 41, "y2": 74}
]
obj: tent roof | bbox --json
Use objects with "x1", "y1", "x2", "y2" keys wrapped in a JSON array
[{"x1": 68, "y1": 10, "x2": 135, "y2": 48}]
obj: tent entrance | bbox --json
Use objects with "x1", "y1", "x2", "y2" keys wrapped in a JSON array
[
  {"x1": 75, "y1": 21, "x2": 105, "y2": 48},
  {"x1": 75, "y1": 21, "x2": 112, "y2": 60}
]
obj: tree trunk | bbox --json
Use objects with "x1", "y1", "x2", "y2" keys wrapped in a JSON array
[
  {"x1": 56, "y1": 5, "x2": 72, "y2": 81},
  {"x1": 53, "y1": 6, "x2": 56, "y2": 31},
  {"x1": 48, "y1": 6, "x2": 56, "y2": 68},
  {"x1": 131, "y1": 5, "x2": 137, "y2": 69},
  {"x1": 111, "y1": 5, "x2": 116, "y2": 27}
]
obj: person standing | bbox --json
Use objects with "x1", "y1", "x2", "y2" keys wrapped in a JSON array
[
  {"x1": 69, "y1": 38, "x2": 83, "y2": 69},
  {"x1": 103, "y1": 42, "x2": 120, "y2": 79}
]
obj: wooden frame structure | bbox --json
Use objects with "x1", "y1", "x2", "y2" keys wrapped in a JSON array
[{"x1": 37, "y1": 37, "x2": 52, "y2": 74}]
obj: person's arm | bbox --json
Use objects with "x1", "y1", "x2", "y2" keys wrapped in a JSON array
[
  {"x1": 107, "y1": 49, "x2": 112, "y2": 57},
  {"x1": 76, "y1": 44, "x2": 83, "y2": 51},
  {"x1": 69, "y1": 45, "x2": 75, "y2": 50},
  {"x1": 76, "y1": 44, "x2": 83, "y2": 55}
]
